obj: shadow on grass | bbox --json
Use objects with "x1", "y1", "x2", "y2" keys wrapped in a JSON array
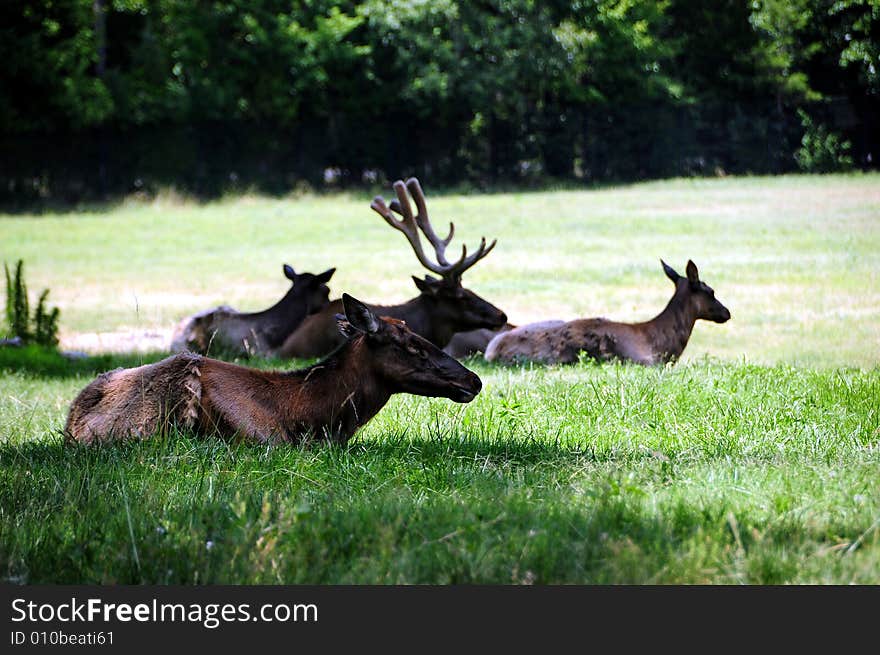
[
  {"x1": 1, "y1": 176, "x2": 660, "y2": 216},
  {"x1": 0, "y1": 426, "x2": 629, "y2": 478},
  {"x1": 0, "y1": 345, "x2": 172, "y2": 379},
  {"x1": 0, "y1": 432, "x2": 812, "y2": 584},
  {"x1": 0, "y1": 344, "x2": 328, "y2": 380}
]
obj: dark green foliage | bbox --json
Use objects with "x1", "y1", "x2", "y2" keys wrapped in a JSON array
[
  {"x1": 3, "y1": 260, "x2": 61, "y2": 348},
  {"x1": 794, "y1": 109, "x2": 854, "y2": 173},
  {"x1": 0, "y1": 0, "x2": 877, "y2": 206},
  {"x1": 33, "y1": 290, "x2": 61, "y2": 348},
  {"x1": 4, "y1": 260, "x2": 30, "y2": 342}
]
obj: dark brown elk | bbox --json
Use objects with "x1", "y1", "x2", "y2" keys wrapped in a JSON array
[
  {"x1": 278, "y1": 178, "x2": 507, "y2": 359},
  {"x1": 485, "y1": 260, "x2": 731, "y2": 365},
  {"x1": 169, "y1": 265, "x2": 335, "y2": 357},
  {"x1": 65, "y1": 294, "x2": 482, "y2": 446}
]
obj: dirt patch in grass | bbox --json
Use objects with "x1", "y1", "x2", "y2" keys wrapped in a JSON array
[{"x1": 60, "y1": 327, "x2": 173, "y2": 354}]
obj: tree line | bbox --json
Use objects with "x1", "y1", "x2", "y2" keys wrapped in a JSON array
[{"x1": 2, "y1": 0, "x2": 877, "y2": 206}]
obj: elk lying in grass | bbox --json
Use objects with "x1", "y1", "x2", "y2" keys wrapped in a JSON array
[
  {"x1": 66, "y1": 295, "x2": 482, "y2": 446},
  {"x1": 278, "y1": 178, "x2": 507, "y2": 359},
  {"x1": 170, "y1": 265, "x2": 335, "y2": 357},
  {"x1": 443, "y1": 323, "x2": 516, "y2": 359},
  {"x1": 485, "y1": 260, "x2": 731, "y2": 366}
]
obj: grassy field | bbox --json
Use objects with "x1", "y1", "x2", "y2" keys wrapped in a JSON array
[{"x1": 1, "y1": 173, "x2": 879, "y2": 583}]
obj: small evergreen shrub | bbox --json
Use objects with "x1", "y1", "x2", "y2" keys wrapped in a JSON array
[{"x1": 3, "y1": 260, "x2": 61, "y2": 348}]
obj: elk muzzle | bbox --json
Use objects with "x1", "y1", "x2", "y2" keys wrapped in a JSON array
[
  {"x1": 447, "y1": 369, "x2": 482, "y2": 403},
  {"x1": 489, "y1": 308, "x2": 508, "y2": 328},
  {"x1": 710, "y1": 303, "x2": 731, "y2": 323}
]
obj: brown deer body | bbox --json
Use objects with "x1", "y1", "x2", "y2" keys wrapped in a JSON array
[
  {"x1": 66, "y1": 295, "x2": 482, "y2": 445},
  {"x1": 170, "y1": 265, "x2": 335, "y2": 357},
  {"x1": 485, "y1": 260, "x2": 730, "y2": 366},
  {"x1": 279, "y1": 178, "x2": 507, "y2": 359}
]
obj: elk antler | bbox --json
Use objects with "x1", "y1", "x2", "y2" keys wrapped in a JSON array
[{"x1": 370, "y1": 178, "x2": 496, "y2": 282}]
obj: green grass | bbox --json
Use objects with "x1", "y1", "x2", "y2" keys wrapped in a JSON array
[{"x1": 1, "y1": 174, "x2": 879, "y2": 583}]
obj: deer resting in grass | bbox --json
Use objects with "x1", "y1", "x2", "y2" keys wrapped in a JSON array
[
  {"x1": 443, "y1": 323, "x2": 516, "y2": 359},
  {"x1": 169, "y1": 264, "x2": 335, "y2": 357},
  {"x1": 484, "y1": 260, "x2": 730, "y2": 366},
  {"x1": 66, "y1": 294, "x2": 482, "y2": 445},
  {"x1": 278, "y1": 178, "x2": 507, "y2": 359}
]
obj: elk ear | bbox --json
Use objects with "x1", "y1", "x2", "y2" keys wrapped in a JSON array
[
  {"x1": 685, "y1": 260, "x2": 700, "y2": 286},
  {"x1": 283, "y1": 264, "x2": 297, "y2": 280},
  {"x1": 661, "y1": 259, "x2": 680, "y2": 283},
  {"x1": 335, "y1": 314, "x2": 357, "y2": 339},
  {"x1": 315, "y1": 267, "x2": 336, "y2": 284},
  {"x1": 412, "y1": 275, "x2": 441, "y2": 295},
  {"x1": 341, "y1": 293, "x2": 380, "y2": 335}
]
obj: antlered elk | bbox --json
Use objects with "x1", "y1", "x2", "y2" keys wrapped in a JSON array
[
  {"x1": 170, "y1": 265, "x2": 335, "y2": 357},
  {"x1": 278, "y1": 178, "x2": 507, "y2": 359},
  {"x1": 66, "y1": 294, "x2": 483, "y2": 445},
  {"x1": 485, "y1": 260, "x2": 731, "y2": 365}
]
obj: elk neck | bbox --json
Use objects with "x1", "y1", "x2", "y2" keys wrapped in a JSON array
[
  {"x1": 639, "y1": 282, "x2": 699, "y2": 363},
  {"x1": 247, "y1": 286, "x2": 307, "y2": 346},
  {"x1": 278, "y1": 336, "x2": 391, "y2": 441}
]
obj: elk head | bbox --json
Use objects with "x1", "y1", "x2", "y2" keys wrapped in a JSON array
[
  {"x1": 371, "y1": 178, "x2": 507, "y2": 334},
  {"x1": 661, "y1": 259, "x2": 731, "y2": 323},
  {"x1": 336, "y1": 294, "x2": 482, "y2": 403},
  {"x1": 284, "y1": 264, "x2": 335, "y2": 315}
]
